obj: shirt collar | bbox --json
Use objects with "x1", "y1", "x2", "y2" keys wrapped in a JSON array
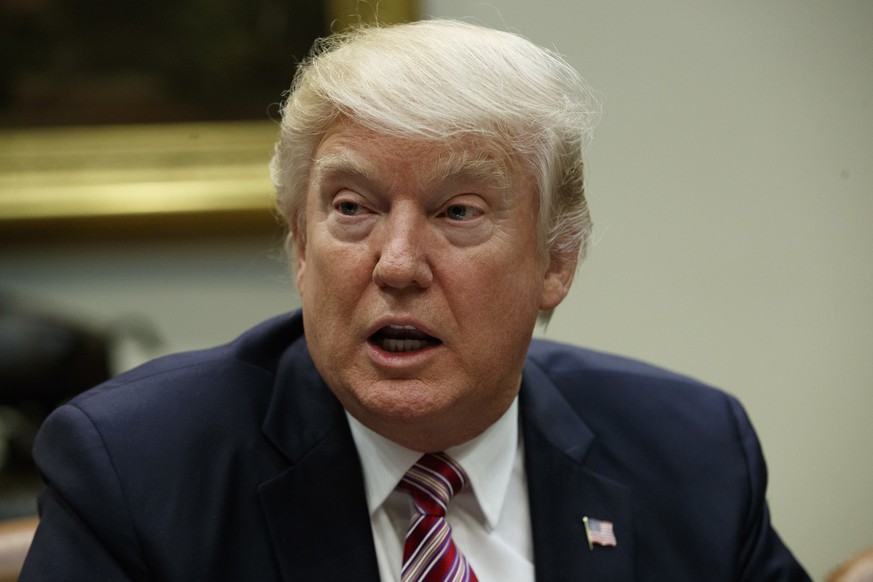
[{"x1": 346, "y1": 396, "x2": 519, "y2": 530}]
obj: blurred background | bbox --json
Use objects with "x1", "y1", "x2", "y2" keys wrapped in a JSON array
[{"x1": 1, "y1": 1, "x2": 871, "y2": 579}]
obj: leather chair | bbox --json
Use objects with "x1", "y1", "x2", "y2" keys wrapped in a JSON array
[
  {"x1": 828, "y1": 546, "x2": 873, "y2": 582},
  {"x1": 0, "y1": 515, "x2": 38, "y2": 582}
]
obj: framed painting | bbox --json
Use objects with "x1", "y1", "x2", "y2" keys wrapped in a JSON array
[{"x1": 0, "y1": 0, "x2": 418, "y2": 239}]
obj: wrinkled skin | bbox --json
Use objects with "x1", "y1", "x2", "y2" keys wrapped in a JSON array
[{"x1": 294, "y1": 119, "x2": 576, "y2": 452}]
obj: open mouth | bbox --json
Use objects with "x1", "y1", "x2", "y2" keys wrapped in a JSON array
[{"x1": 369, "y1": 324, "x2": 441, "y2": 353}]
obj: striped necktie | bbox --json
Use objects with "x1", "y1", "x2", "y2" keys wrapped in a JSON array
[{"x1": 398, "y1": 453, "x2": 478, "y2": 582}]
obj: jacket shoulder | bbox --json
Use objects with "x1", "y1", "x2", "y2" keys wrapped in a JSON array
[
  {"x1": 527, "y1": 338, "x2": 715, "y2": 393},
  {"x1": 26, "y1": 312, "x2": 307, "y2": 579},
  {"x1": 69, "y1": 311, "x2": 304, "y2": 410},
  {"x1": 525, "y1": 338, "x2": 744, "y2": 457}
]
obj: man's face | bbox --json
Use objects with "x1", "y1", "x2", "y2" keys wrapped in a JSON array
[{"x1": 295, "y1": 119, "x2": 575, "y2": 451}]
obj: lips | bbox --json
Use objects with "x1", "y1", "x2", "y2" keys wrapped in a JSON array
[{"x1": 369, "y1": 324, "x2": 441, "y2": 353}]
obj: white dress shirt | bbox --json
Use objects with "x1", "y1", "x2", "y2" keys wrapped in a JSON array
[{"x1": 346, "y1": 397, "x2": 534, "y2": 581}]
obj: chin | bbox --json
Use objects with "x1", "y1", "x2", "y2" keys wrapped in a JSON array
[{"x1": 353, "y1": 381, "x2": 456, "y2": 422}]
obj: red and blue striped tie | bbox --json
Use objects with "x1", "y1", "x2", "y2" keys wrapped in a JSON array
[{"x1": 398, "y1": 453, "x2": 478, "y2": 582}]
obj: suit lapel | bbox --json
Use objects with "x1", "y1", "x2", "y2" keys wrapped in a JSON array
[
  {"x1": 254, "y1": 324, "x2": 636, "y2": 580},
  {"x1": 520, "y1": 359, "x2": 636, "y2": 580},
  {"x1": 258, "y1": 338, "x2": 381, "y2": 582}
]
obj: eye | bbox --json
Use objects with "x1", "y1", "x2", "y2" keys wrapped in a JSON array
[
  {"x1": 336, "y1": 200, "x2": 361, "y2": 216},
  {"x1": 444, "y1": 204, "x2": 474, "y2": 221}
]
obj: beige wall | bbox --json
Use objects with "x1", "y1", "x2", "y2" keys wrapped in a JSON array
[
  {"x1": 2, "y1": 1, "x2": 871, "y2": 579},
  {"x1": 421, "y1": 1, "x2": 872, "y2": 579},
  {"x1": 1, "y1": 235, "x2": 296, "y2": 372}
]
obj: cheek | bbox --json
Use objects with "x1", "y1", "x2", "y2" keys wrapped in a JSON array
[
  {"x1": 302, "y1": 238, "x2": 373, "y2": 301},
  {"x1": 445, "y1": 251, "x2": 544, "y2": 317}
]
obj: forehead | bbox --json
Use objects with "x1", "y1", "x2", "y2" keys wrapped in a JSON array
[{"x1": 310, "y1": 119, "x2": 519, "y2": 191}]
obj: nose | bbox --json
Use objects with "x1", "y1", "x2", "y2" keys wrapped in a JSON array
[{"x1": 372, "y1": 210, "x2": 433, "y2": 290}]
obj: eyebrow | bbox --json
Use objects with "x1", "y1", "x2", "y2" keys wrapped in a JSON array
[
  {"x1": 425, "y1": 150, "x2": 513, "y2": 192},
  {"x1": 310, "y1": 152, "x2": 377, "y2": 185}
]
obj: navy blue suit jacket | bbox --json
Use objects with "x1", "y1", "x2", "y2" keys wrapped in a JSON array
[{"x1": 21, "y1": 311, "x2": 809, "y2": 580}]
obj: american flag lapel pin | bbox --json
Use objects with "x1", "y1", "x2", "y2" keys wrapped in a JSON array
[{"x1": 583, "y1": 516, "x2": 617, "y2": 550}]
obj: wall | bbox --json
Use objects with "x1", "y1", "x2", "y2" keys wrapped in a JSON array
[
  {"x1": 1, "y1": 234, "x2": 296, "y2": 373},
  {"x1": 420, "y1": 1, "x2": 872, "y2": 579}
]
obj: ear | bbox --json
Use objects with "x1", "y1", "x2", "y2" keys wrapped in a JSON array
[
  {"x1": 540, "y1": 250, "x2": 578, "y2": 311},
  {"x1": 291, "y1": 216, "x2": 307, "y2": 294}
]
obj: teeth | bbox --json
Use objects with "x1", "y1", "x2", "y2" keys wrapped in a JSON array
[
  {"x1": 382, "y1": 338, "x2": 429, "y2": 352},
  {"x1": 388, "y1": 324, "x2": 416, "y2": 332}
]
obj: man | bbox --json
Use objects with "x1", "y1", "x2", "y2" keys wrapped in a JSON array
[{"x1": 21, "y1": 20, "x2": 809, "y2": 581}]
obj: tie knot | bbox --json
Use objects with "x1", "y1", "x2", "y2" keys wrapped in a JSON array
[{"x1": 399, "y1": 453, "x2": 468, "y2": 516}]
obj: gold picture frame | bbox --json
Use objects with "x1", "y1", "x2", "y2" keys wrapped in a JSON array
[{"x1": 0, "y1": 0, "x2": 418, "y2": 239}]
